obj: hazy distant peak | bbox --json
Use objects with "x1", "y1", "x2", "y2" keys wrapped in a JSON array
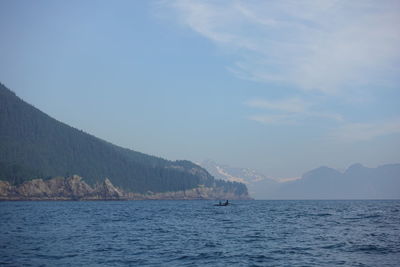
[
  {"x1": 201, "y1": 159, "x2": 217, "y2": 165},
  {"x1": 376, "y1": 163, "x2": 400, "y2": 169},
  {"x1": 201, "y1": 160, "x2": 400, "y2": 199},
  {"x1": 302, "y1": 166, "x2": 341, "y2": 180},
  {"x1": 349, "y1": 162, "x2": 364, "y2": 168},
  {"x1": 345, "y1": 163, "x2": 368, "y2": 174}
]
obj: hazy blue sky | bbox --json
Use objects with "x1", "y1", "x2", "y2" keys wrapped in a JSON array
[{"x1": 0, "y1": 0, "x2": 399, "y2": 179}]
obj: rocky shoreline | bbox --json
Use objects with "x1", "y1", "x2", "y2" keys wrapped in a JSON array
[{"x1": 0, "y1": 175, "x2": 251, "y2": 201}]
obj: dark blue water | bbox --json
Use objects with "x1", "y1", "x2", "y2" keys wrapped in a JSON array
[{"x1": 1, "y1": 200, "x2": 399, "y2": 266}]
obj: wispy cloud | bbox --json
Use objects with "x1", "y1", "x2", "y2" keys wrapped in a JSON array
[
  {"x1": 162, "y1": 0, "x2": 400, "y2": 94},
  {"x1": 245, "y1": 97, "x2": 343, "y2": 125},
  {"x1": 249, "y1": 114, "x2": 297, "y2": 125},
  {"x1": 160, "y1": 0, "x2": 400, "y2": 141},
  {"x1": 246, "y1": 98, "x2": 309, "y2": 113},
  {"x1": 330, "y1": 118, "x2": 400, "y2": 141}
]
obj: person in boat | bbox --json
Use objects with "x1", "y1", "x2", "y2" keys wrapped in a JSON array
[
  {"x1": 224, "y1": 200, "x2": 229, "y2": 205},
  {"x1": 219, "y1": 201, "x2": 222, "y2": 205}
]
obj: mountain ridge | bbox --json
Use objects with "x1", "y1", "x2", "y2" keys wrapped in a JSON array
[
  {"x1": 201, "y1": 160, "x2": 400, "y2": 199},
  {"x1": 0, "y1": 83, "x2": 249, "y2": 199},
  {"x1": 275, "y1": 163, "x2": 400, "y2": 199}
]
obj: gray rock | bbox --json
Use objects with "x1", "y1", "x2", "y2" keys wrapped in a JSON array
[{"x1": 0, "y1": 175, "x2": 251, "y2": 201}]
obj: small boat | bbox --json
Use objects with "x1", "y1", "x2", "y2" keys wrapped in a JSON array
[{"x1": 214, "y1": 200, "x2": 229, "y2": 206}]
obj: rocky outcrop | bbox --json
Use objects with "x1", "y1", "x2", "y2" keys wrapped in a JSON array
[
  {"x1": 0, "y1": 175, "x2": 124, "y2": 200},
  {"x1": 124, "y1": 186, "x2": 251, "y2": 200},
  {"x1": 93, "y1": 178, "x2": 124, "y2": 199},
  {"x1": 0, "y1": 175, "x2": 251, "y2": 200},
  {"x1": 0, "y1": 180, "x2": 12, "y2": 196}
]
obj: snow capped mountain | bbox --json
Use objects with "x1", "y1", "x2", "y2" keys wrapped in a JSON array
[{"x1": 200, "y1": 160, "x2": 279, "y2": 199}]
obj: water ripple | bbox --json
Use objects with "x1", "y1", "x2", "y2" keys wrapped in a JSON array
[{"x1": 0, "y1": 200, "x2": 399, "y2": 266}]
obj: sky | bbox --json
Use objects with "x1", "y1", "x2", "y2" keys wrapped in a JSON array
[{"x1": 0, "y1": 0, "x2": 399, "y2": 179}]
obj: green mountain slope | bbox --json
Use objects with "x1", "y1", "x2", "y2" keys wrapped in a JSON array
[{"x1": 0, "y1": 83, "x2": 248, "y2": 196}]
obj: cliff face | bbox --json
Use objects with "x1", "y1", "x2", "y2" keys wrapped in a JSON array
[
  {"x1": 0, "y1": 175, "x2": 124, "y2": 200},
  {"x1": 0, "y1": 175, "x2": 251, "y2": 200}
]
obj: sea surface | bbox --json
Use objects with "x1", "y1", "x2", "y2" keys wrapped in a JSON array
[{"x1": 0, "y1": 200, "x2": 399, "y2": 266}]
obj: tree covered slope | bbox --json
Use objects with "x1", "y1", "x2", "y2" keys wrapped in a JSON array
[{"x1": 0, "y1": 83, "x2": 248, "y2": 196}]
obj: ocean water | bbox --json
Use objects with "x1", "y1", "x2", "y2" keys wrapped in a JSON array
[{"x1": 0, "y1": 200, "x2": 399, "y2": 266}]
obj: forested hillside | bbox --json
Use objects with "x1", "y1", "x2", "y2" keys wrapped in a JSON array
[{"x1": 0, "y1": 83, "x2": 248, "y2": 196}]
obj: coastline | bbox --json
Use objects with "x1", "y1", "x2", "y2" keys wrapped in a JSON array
[{"x1": 0, "y1": 175, "x2": 252, "y2": 201}]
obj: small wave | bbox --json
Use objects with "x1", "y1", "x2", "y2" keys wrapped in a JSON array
[
  {"x1": 35, "y1": 253, "x2": 78, "y2": 260},
  {"x1": 321, "y1": 242, "x2": 346, "y2": 249},
  {"x1": 177, "y1": 251, "x2": 225, "y2": 261},
  {"x1": 204, "y1": 242, "x2": 218, "y2": 248},
  {"x1": 314, "y1": 213, "x2": 332, "y2": 217},
  {"x1": 347, "y1": 244, "x2": 389, "y2": 254},
  {"x1": 362, "y1": 214, "x2": 382, "y2": 219},
  {"x1": 343, "y1": 213, "x2": 382, "y2": 221},
  {"x1": 248, "y1": 254, "x2": 276, "y2": 261}
]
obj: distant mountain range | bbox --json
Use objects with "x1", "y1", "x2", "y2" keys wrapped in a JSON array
[
  {"x1": 200, "y1": 159, "x2": 279, "y2": 199},
  {"x1": 1, "y1": 81, "x2": 398, "y2": 200},
  {"x1": 0, "y1": 83, "x2": 249, "y2": 200},
  {"x1": 201, "y1": 160, "x2": 400, "y2": 199},
  {"x1": 276, "y1": 163, "x2": 400, "y2": 199}
]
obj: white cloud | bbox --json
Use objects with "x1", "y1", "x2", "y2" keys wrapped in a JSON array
[
  {"x1": 249, "y1": 114, "x2": 297, "y2": 125},
  {"x1": 246, "y1": 98, "x2": 309, "y2": 113},
  {"x1": 331, "y1": 118, "x2": 400, "y2": 141},
  {"x1": 246, "y1": 97, "x2": 343, "y2": 124},
  {"x1": 162, "y1": 0, "x2": 400, "y2": 94},
  {"x1": 161, "y1": 0, "x2": 400, "y2": 141}
]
